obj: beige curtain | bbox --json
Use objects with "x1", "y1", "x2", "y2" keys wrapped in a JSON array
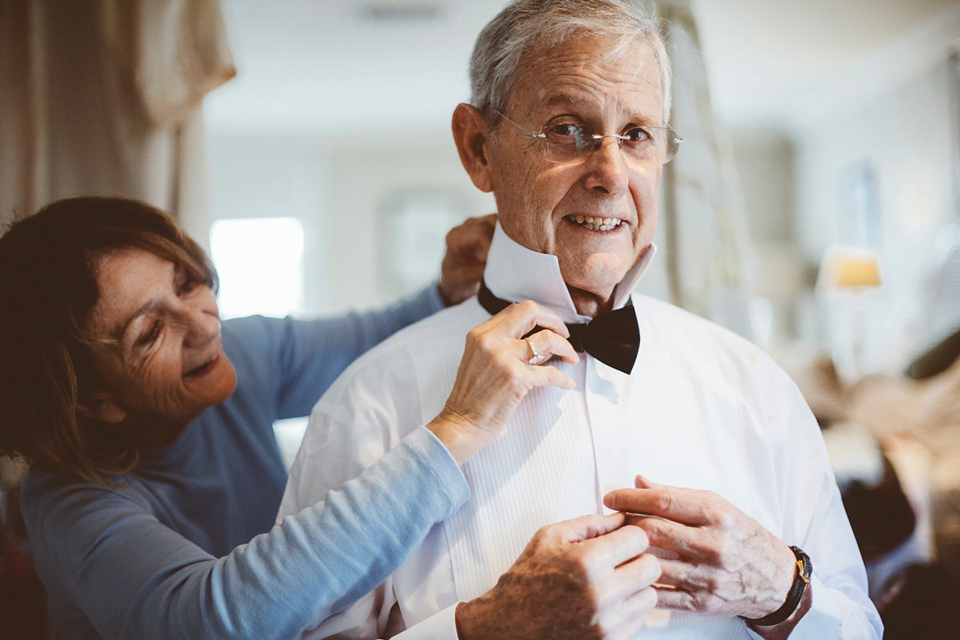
[
  {"x1": 652, "y1": 0, "x2": 757, "y2": 338},
  {"x1": 0, "y1": 0, "x2": 235, "y2": 233}
]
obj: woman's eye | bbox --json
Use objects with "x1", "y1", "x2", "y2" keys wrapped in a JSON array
[{"x1": 137, "y1": 321, "x2": 161, "y2": 347}]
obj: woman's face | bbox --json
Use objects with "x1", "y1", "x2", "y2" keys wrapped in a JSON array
[{"x1": 83, "y1": 248, "x2": 237, "y2": 448}]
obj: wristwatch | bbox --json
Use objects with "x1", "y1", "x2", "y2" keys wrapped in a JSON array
[{"x1": 742, "y1": 546, "x2": 812, "y2": 627}]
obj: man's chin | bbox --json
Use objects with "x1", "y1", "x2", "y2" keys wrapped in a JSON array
[
  {"x1": 560, "y1": 278, "x2": 621, "y2": 316},
  {"x1": 561, "y1": 262, "x2": 629, "y2": 294}
]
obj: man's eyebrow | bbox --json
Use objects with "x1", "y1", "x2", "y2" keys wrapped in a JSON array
[
  {"x1": 542, "y1": 93, "x2": 580, "y2": 109},
  {"x1": 539, "y1": 94, "x2": 659, "y2": 125}
]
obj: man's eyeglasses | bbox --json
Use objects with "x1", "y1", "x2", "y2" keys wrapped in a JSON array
[{"x1": 495, "y1": 110, "x2": 682, "y2": 167}]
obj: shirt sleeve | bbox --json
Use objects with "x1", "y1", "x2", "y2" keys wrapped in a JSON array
[
  {"x1": 267, "y1": 283, "x2": 444, "y2": 420},
  {"x1": 391, "y1": 604, "x2": 460, "y2": 640},
  {"x1": 745, "y1": 356, "x2": 883, "y2": 640},
  {"x1": 21, "y1": 427, "x2": 467, "y2": 640}
]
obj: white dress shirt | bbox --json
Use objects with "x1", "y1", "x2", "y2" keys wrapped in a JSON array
[{"x1": 278, "y1": 225, "x2": 882, "y2": 640}]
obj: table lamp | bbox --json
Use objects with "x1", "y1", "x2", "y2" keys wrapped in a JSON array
[{"x1": 817, "y1": 246, "x2": 883, "y2": 383}]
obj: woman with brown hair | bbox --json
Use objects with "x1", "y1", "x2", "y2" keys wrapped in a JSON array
[{"x1": 0, "y1": 197, "x2": 577, "y2": 639}]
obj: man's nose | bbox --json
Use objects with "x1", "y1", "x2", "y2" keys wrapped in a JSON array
[{"x1": 582, "y1": 136, "x2": 630, "y2": 195}]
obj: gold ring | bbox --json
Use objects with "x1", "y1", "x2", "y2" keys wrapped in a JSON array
[{"x1": 525, "y1": 337, "x2": 547, "y2": 365}]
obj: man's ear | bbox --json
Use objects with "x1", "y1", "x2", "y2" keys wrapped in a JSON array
[
  {"x1": 77, "y1": 392, "x2": 127, "y2": 424},
  {"x1": 452, "y1": 103, "x2": 495, "y2": 193}
]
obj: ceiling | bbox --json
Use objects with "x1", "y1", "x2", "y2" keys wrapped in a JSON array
[{"x1": 205, "y1": 0, "x2": 960, "y2": 137}]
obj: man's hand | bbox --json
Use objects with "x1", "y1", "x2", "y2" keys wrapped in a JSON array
[
  {"x1": 437, "y1": 214, "x2": 496, "y2": 306},
  {"x1": 455, "y1": 513, "x2": 661, "y2": 640},
  {"x1": 604, "y1": 475, "x2": 805, "y2": 638}
]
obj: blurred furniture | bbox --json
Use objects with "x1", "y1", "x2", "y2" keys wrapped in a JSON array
[{"x1": 789, "y1": 325, "x2": 960, "y2": 599}]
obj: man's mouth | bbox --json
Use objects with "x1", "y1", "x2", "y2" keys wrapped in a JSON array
[{"x1": 564, "y1": 215, "x2": 624, "y2": 232}]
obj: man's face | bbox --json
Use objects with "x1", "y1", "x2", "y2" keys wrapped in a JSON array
[{"x1": 484, "y1": 35, "x2": 664, "y2": 307}]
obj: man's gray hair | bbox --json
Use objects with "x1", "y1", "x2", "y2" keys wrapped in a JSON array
[{"x1": 469, "y1": 0, "x2": 672, "y2": 124}]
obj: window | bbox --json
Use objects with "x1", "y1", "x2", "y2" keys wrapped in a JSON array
[{"x1": 210, "y1": 217, "x2": 305, "y2": 319}]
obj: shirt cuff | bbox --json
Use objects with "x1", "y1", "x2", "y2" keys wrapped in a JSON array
[
  {"x1": 402, "y1": 426, "x2": 470, "y2": 513},
  {"x1": 391, "y1": 603, "x2": 460, "y2": 640},
  {"x1": 745, "y1": 574, "x2": 842, "y2": 640}
]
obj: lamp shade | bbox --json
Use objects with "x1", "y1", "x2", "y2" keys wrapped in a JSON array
[{"x1": 817, "y1": 246, "x2": 883, "y2": 292}]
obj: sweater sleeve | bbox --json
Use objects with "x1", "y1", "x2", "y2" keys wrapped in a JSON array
[
  {"x1": 269, "y1": 284, "x2": 444, "y2": 420},
  {"x1": 21, "y1": 427, "x2": 468, "y2": 640}
]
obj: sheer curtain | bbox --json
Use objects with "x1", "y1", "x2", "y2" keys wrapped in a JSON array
[
  {"x1": 653, "y1": 0, "x2": 757, "y2": 339},
  {"x1": 0, "y1": 0, "x2": 235, "y2": 242}
]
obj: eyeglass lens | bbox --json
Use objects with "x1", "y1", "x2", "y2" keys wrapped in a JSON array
[
  {"x1": 544, "y1": 123, "x2": 680, "y2": 165},
  {"x1": 494, "y1": 110, "x2": 682, "y2": 166}
]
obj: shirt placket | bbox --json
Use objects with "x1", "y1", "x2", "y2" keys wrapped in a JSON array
[{"x1": 583, "y1": 354, "x2": 641, "y2": 513}]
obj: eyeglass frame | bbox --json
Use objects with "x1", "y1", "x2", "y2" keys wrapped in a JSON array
[{"x1": 493, "y1": 109, "x2": 683, "y2": 166}]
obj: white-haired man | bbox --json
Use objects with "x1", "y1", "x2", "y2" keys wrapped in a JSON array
[{"x1": 278, "y1": 1, "x2": 882, "y2": 638}]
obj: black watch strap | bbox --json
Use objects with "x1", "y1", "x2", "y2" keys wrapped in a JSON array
[{"x1": 742, "y1": 546, "x2": 812, "y2": 627}]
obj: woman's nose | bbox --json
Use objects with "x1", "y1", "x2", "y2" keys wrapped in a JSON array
[{"x1": 179, "y1": 296, "x2": 220, "y2": 347}]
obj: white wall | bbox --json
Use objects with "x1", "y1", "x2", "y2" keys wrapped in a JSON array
[
  {"x1": 729, "y1": 130, "x2": 808, "y2": 347},
  {"x1": 208, "y1": 130, "x2": 499, "y2": 316},
  {"x1": 320, "y1": 133, "x2": 495, "y2": 313},
  {"x1": 733, "y1": 130, "x2": 795, "y2": 244}
]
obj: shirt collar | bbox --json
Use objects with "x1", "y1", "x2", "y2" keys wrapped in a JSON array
[{"x1": 483, "y1": 223, "x2": 656, "y2": 324}]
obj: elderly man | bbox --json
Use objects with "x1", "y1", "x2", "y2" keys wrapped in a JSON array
[{"x1": 278, "y1": 1, "x2": 882, "y2": 638}]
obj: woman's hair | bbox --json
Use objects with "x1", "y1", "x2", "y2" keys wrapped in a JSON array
[
  {"x1": 469, "y1": 0, "x2": 672, "y2": 123},
  {"x1": 0, "y1": 197, "x2": 217, "y2": 483}
]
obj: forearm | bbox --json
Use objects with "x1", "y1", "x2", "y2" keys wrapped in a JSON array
[
  {"x1": 274, "y1": 285, "x2": 444, "y2": 418},
  {"x1": 29, "y1": 429, "x2": 467, "y2": 640},
  {"x1": 348, "y1": 283, "x2": 445, "y2": 349},
  {"x1": 174, "y1": 428, "x2": 466, "y2": 639}
]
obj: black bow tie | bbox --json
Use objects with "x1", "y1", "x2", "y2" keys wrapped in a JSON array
[{"x1": 477, "y1": 281, "x2": 640, "y2": 375}]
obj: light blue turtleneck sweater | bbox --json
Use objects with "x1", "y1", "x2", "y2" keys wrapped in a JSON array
[{"x1": 21, "y1": 287, "x2": 469, "y2": 640}]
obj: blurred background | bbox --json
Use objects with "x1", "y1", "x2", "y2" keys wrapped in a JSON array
[{"x1": 2, "y1": 0, "x2": 960, "y2": 637}]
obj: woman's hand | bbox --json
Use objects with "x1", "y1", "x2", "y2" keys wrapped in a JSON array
[
  {"x1": 437, "y1": 214, "x2": 496, "y2": 306},
  {"x1": 427, "y1": 300, "x2": 579, "y2": 464}
]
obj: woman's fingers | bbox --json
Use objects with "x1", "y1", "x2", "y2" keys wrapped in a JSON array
[
  {"x1": 526, "y1": 364, "x2": 576, "y2": 391},
  {"x1": 491, "y1": 299, "x2": 579, "y2": 368},
  {"x1": 429, "y1": 301, "x2": 581, "y2": 464},
  {"x1": 524, "y1": 325, "x2": 579, "y2": 365},
  {"x1": 492, "y1": 299, "x2": 570, "y2": 339}
]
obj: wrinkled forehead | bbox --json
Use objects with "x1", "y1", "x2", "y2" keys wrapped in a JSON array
[
  {"x1": 506, "y1": 34, "x2": 664, "y2": 123},
  {"x1": 87, "y1": 248, "x2": 174, "y2": 338}
]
